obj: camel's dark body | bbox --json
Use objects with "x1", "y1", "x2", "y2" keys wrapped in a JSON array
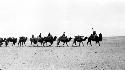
[
  {"x1": 57, "y1": 36, "x2": 72, "y2": 47},
  {"x1": 30, "y1": 37, "x2": 44, "y2": 46},
  {"x1": 72, "y1": 36, "x2": 88, "y2": 46},
  {"x1": 18, "y1": 36, "x2": 27, "y2": 46},
  {"x1": 43, "y1": 36, "x2": 57, "y2": 46},
  {"x1": 87, "y1": 34, "x2": 102, "y2": 46},
  {"x1": 5, "y1": 37, "x2": 17, "y2": 46}
]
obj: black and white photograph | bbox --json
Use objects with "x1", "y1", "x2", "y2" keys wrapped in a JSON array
[{"x1": 0, "y1": 0, "x2": 124, "y2": 70}]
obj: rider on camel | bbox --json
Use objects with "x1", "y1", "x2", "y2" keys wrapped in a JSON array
[
  {"x1": 99, "y1": 33, "x2": 102, "y2": 38},
  {"x1": 92, "y1": 28, "x2": 97, "y2": 39},
  {"x1": 48, "y1": 33, "x2": 52, "y2": 39},
  {"x1": 39, "y1": 33, "x2": 41, "y2": 38},
  {"x1": 62, "y1": 32, "x2": 66, "y2": 38},
  {"x1": 99, "y1": 33, "x2": 102, "y2": 41},
  {"x1": 32, "y1": 34, "x2": 34, "y2": 38}
]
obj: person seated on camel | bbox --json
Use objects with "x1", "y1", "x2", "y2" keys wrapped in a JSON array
[
  {"x1": 90, "y1": 34, "x2": 93, "y2": 38},
  {"x1": 93, "y1": 31, "x2": 96, "y2": 35},
  {"x1": 62, "y1": 32, "x2": 66, "y2": 38},
  {"x1": 32, "y1": 34, "x2": 34, "y2": 38},
  {"x1": 99, "y1": 33, "x2": 102, "y2": 38},
  {"x1": 94, "y1": 34, "x2": 97, "y2": 39},
  {"x1": 39, "y1": 33, "x2": 41, "y2": 38},
  {"x1": 48, "y1": 33, "x2": 52, "y2": 39}
]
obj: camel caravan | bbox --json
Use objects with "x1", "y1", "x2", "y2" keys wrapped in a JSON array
[{"x1": 0, "y1": 28, "x2": 102, "y2": 47}]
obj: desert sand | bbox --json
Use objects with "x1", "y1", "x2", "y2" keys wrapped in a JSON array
[{"x1": 0, "y1": 36, "x2": 125, "y2": 70}]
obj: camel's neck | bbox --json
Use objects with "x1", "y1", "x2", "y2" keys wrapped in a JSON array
[
  {"x1": 54, "y1": 37, "x2": 56, "y2": 41},
  {"x1": 83, "y1": 37, "x2": 87, "y2": 41}
]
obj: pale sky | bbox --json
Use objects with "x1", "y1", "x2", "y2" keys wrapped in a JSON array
[{"x1": 0, "y1": 0, "x2": 125, "y2": 38}]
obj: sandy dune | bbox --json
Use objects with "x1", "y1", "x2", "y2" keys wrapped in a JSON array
[{"x1": 0, "y1": 37, "x2": 125, "y2": 70}]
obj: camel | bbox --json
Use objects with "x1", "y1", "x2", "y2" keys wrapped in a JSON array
[
  {"x1": 57, "y1": 36, "x2": 72, "y2": 47},
  {"x1": 18, "y1": 36, "x2": 27, "y2": 46},
  {"x1": 5, "y1": 37, "x2": 17, "y2": 46},
  {"x1": 0, "y1": 38, "x2": 6, "y2": 47},
  {"x1": 43, "y1": 36, "x2": 57, "y2": 47},
  {"x1": 72, "y1": 36, "x2": 88, "y2": 46},
  {"x1": 87, "y1": 33, "x2": 102, "y2": 46},
  {"x1": 30, "y1": 37, "x2": 44, "y2": 46}
]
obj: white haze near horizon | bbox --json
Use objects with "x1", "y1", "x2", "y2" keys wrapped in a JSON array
[{"x1": 0, "y1": 0, "x2": 125, "y2": 38}]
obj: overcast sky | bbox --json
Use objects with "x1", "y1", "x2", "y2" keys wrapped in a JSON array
[{"x1": 0, "y1": 0, "x2": 125, "y2": 37}]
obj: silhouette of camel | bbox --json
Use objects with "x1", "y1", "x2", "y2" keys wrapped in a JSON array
[
  {"x1": 18, "y1": 36, "x2": 27, "y2": 46},
  {"x1": 57, "y1": 36, "x2": 72, "y2": 47},
  {"x1": 87, "y1": 34, "x2": 102, "y2": 46},
  {"x1": 0, "y1": 38, "x2": 6, "y2": 47},
  {"x1": 43, "y1": 36, "x2": 57, "y2": 47},
  {"x1": 5, "y1": 37, "x2": 17, "y2": 46},
  {"x1": 30, "y1": 37, "x2": 44, "y2": 46},
  {"x1": 72, "y1": 36, "x2": 88, "y2": 46}
]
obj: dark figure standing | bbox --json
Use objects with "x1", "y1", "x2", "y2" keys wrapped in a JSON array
[
  {"x1": 99, "y1": 33, "x2": 102, "y2": 41},
  {"x1": 39, "y1": 33, "x2": 41, "y2": 38},
  {"x1": 48, "y1": 33, "x2": 52, "y2": 37},
  {"x1": 62, "y1": 32, "x2": 65, "y2": 37},
  {"x1": 32, "y1": 34, "x2": 34, "y2": 38}
]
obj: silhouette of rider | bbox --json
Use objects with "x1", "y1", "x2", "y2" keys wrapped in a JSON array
[
  {"x1": 93, "y1": 31, "x2": 96, "y2": 35},
  {"x1": 48, "y1": 33, "x2": 51, "y2": 36},
  {"x1": 99, "y1": 33, "x2": 102, "y2": 38},
  {"x1": 62, "y1": 32, "x2": 65, "y2": 37},
  {"x1": 39, "y1": 33, "x2": 41, "y2": 38},
  {"x1": 32, "y1": 34, "x2": 34, "y2": 38},
  {"x1": 48, "y1": 33, "x2": 52, "y2": 39}
]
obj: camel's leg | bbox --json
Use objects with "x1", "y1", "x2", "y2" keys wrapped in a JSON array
[
  {"x1": 82, "y1": 42, "x2": 84, "y2": 46},
  {"x1": 50, "y1": 42, "x2": 53, "y2": 47},
  {"x1": 20, "y1": 42, "x2": 21, "y2": 46},
  {"x1": 72, "y1": 41, "x2": 76, "y2": 46},
  {"x1": 63, "y1": 42, "x2": 65, "y2": 47},
  {"x1": 72, "y1": 42, "x2": 74, "y2": 46},
  {"x1": 40, "y1": 42, "x2": 43, "y2": 47},
  {"x1": 12, "y1": 43, "x2": 13, "y2": 46},
  {"x1": 87, "y1": 41, "x2": 89, "y2": 45},
  {"x1": 46, "y1": 42, "x2": 47, "y2": 47},
  {"x1": 18, "y1": 42, "x2": 20, "y2": 46},
  {"x1": 24, "y1": 42, "x2": 26, "y2": 46},
  {"x1": 37, "y1": 42, "x2": 38, "y2": 46},
  {"x1": 5, "y1": 43, "x2": 7, "y2": 47},
  {"x1": 21, "y1": 42, "x2": 23, "y2": 46},
  {"x1": 57, "y1": 41, "x2": 60, "y2": 47},
  {"x1": 87, "y1": 41, "x2": 91, "y2": 46},
  {"x1": 79, "y1": 42, "x2": 80, "y2": 46},
  {"x1": 90, "y1": 41, "x2": 92, "y2": 46},
  {"x1": 99, "y1": 42, "x2": 100, "y2": 46},
  {"x1": 31, "y1": 41, "x2": 32, "y2": 45},
  {"x1": 18, "y1": 42, "x2": 19, "y2": 46},
  {"x1": 98, "y1": 41, "x2": 100, "y2": 46},
  {"x1": 13, "y1": 42, "x2": 15, "y2": 46},
  {"x1": 43, "y1": 42, "x2": 47, "y2": 47},
  {"x1": 66, "y1": 42, "x2": 69, "y2": 47},
  {"x1": 43, "y1": 42, "x2": 45, "y2": 47}
]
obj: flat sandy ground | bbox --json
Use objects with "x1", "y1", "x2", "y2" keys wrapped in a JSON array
[{"x1": 0, "y1": 36, "x2": 125, "y2": 70}]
